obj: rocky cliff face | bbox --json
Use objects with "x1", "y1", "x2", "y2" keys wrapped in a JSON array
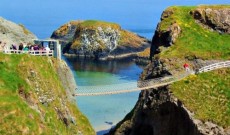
[
  {"x1": 150, "y1": 9, "x2": 181, "y2": 59},
  {"x1": 191, "y1": 7, "x2": 230, "y2": 34},
  {"x1": 51, "y1": 21, "x2": 82, "y2": 42},
  {"x1": 150, "y1": 6, "x2": 230, "y2": 60},
  {"x1": 109, "y1": 59, "x2": 228, "y2": 135},
  {"x1": 73, "y1": 26, "x2": 120, "y2": 58},
  {"x1": 109, "y1": 6, "x2": 230, "y2": 135},
  {"x1": 0, "y1": 17, "x2": 37, "y2": 47},
  {"x1": 51, "y1": 20, "x2": 150, "y2": 60}
]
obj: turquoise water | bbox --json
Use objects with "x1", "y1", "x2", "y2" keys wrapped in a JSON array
[
  {"x1": 65, "y1": 57, "x2": 143, "y2": 133},
  {"x1": 1, "y1": 0, "x2": 229, "y2": 134}
]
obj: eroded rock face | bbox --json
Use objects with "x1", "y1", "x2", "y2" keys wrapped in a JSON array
[
  {"x1": 0, "y1": 17, "x2": 37, "y2": 47},
  {"x1": 109, "y1": 86, "x2": 201, "y2": 135},
  {"x1": 51, "y1": 20, "x2": 150, "y2": 60},
  {"x1": 140, "y1": 59, "x2": 170, "y2": 80},
  {"x1": 73, "y1": 26, "x2": 120, "y2": 57},
  {"x1": 110, "y1": 85, "x2": 228, "y2": 135},
  {"x1": 51, "y1": 21, "x2": 82, "y2": 41},
  {"x1": 150, "y1": 10, "x2": 181, "y2": 60},
  {"x1": 191, "y1": 8, "x2": 230, "y2": 34}
]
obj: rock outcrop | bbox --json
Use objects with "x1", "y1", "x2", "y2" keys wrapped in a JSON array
[
  {"x1": 0, "y1": 17, "x2": 37, "y2": 47},
  {"x1": 109, "y1": 85, "x2": 227, "y2": 135},
  {"x1": 51, "y1": 20, "x2": 150, "y2": 60},
  {"x1": 191, "y1": 7, "x2": 230, "y2": 34},
  {"x1": 109, "y1": 5, "x2": 230, "y2": 135},
  {"x1": 51, "y1": 21, "x2": 82, "y2": 41},
  {"x1": 151, "y1": 9, "x2": 181, "y2": 59},
  {"x1": 109, "y1": 59, "x2": 229, "y2": 135}
]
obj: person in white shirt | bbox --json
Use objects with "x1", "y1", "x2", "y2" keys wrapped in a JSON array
[
  {"x1": 45, "y1": 46, "x2": 50, "y2": 51},
  {"x1": 45, "y1": 46, "x2": 51, "y2": 55}
]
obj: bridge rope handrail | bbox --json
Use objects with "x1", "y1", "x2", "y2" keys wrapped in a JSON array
[{"x1": 74, "y1": 60, "x2": 230, "y2": 96}]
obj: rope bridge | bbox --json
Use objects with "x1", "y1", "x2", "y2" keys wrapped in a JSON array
[{"x1": 74, "y1": 61, "x2": 230, "y2": 96}]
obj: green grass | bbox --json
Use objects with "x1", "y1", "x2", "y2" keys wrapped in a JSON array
[
  {"x1": 157, "y1": 5, "x2": 230, "y2": 128},
  {"x1": 170, "y1": 68, "x2": 230, "y2": 127},
  {"x1": 71, "y1": 20, "x2": 147, "y2": 50},
  {"x1": 159, "y1": 6, "x2": 230, "y2": 60},
  {"x1": 0, "y1": 53, "x2": 95, "y2": 135},
  {"x1": 79, "y1": 20, "x2": 121, "y2": 30}
]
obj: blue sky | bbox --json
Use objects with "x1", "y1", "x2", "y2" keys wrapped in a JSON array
[{"x1": 0, "y1": 0, "x2": 229, "y2": 38}]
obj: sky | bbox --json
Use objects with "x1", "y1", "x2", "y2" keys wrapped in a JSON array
[{"x1": 0, "y1": 0, "x2": 229, "y2": 38}]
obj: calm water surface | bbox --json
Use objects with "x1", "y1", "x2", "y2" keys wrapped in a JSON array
[{"x1": 65, "y1": 57, "x2": 144, "y2": 133}]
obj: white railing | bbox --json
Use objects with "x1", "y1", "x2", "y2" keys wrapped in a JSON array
[
  {"x1": 3, "y1": 49, "x2": 53, "y2": 56},
  {"x1": 198, "y1": 61, "x2": 230, "y2": 73}
]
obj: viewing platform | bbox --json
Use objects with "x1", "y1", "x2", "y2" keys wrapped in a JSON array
[
  {"x1": 3, "y1": 50, "x2": 54, "y2": 56},
  {"x1": 2, "y1": 39, "x2": 61, "y2": 60}
]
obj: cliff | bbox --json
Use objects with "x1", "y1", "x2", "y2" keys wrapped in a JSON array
[
  {"x1": 0, "y1": 18, "x2": 95, "y2": 134},
  {"x1": 0, "y1": 53, "x2": 95, "y2": 134},
  {"x1": 109, "y1": 5, "x2": 230, "y2": 135},
  {"x1": 0, "y1": 17, "x2": 37, "y2": 47},
  {"x1": 51, "y1": 20, "x2": 150, "y2": 60}
]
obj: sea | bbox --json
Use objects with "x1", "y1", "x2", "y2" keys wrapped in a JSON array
[{"x1": 1, "y1": 0, "x2": 229, "y2": 134}]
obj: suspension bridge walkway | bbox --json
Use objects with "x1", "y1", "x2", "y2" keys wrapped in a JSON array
[{"x1": 74, "y1": 61, "x2": 230, "y2": 96}]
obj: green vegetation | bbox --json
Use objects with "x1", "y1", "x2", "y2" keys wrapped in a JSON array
[
  {"x1": 70, "y1": 20, "x2": 147, "y2": 50},
  {"x1": 79, "y1": 20, "x2": 121, "y2": 30},
  {"x1": 119, "y1": 30, "x2": 146, "y2": 47},
  {"x1": 170, "y1": 68, "x2": 230, "y2": 127},
  {"x1": 19, "y1": 24, "x2": 31, "y2": 35},
  {"x1": 158, "y1": 6, "x2": 230, "y2": 60},
  {"x1": 137, "y1": 48, "x2": 150, "y2": 58},
  {"x1": 157, "y1": 6, "x2": 230, "y2": 128},
  {"x1": 54, "y1": 20, "x2": 82, "y2": 36},
  {"x1": 0, "y1": 53, "x2": 95, "y2": 134}
]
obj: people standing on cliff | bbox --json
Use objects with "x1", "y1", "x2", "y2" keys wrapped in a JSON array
[
  {"x1": 23, "y1": 44, "x2": 29, "y2": 52},
  {"x1": 183, "y1": 63, "x2": 190, "y2": 72},
  {"x1": 0, "y1": 41, "x2": 5, "y2": 52},
  {"x1": 0, "y1": 41, "x2": 2, "y2": 52},
  {"x1": 45, "y1": 45, "x2": 50, "y2": 55},
  {"x1": 19, "y1": 43, "x2": 23, "y2": 51}
]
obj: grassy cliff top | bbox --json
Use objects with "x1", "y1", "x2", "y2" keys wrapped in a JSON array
[
  {"x1": 69, "y1": 20, "x2": 148, "y2": 49},
  {"x1": 79, "y1": 20, "x2": 121, "y2": 30},
  {"x1": 0, "y1": 53, "x2": 95, "y2": 134},
  {"x1": 158, "y1": 5, "x2": 230, "y2": 128},
  {"x1": 157, "y1": 5, "x2": 230, "y2": 60},
  {"x1": 170, "y1": 68, "x2": 230, "y2": 127}
]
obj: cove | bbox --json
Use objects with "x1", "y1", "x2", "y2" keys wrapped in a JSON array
[{"x1": 64, "y1": 57, "x2": 144, "y2": 134}]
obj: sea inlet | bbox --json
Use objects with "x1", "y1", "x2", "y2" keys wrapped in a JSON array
[{"x1": 64, "y1": 56, "x2": 145, "y2": 134}]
